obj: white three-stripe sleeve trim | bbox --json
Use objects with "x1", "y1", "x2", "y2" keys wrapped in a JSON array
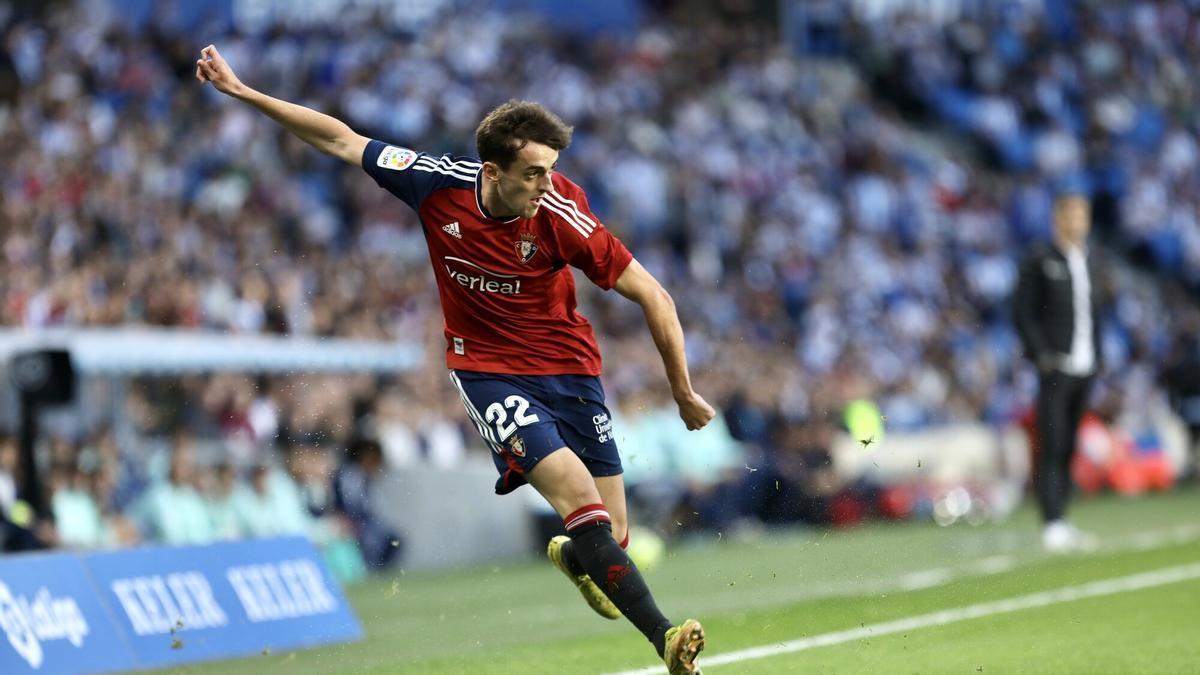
[
  {"x1": 543, "y1": 192, "x2": 595, "y2": 233},
  {"x1": 411, "y1": 165, "x2": 476, "y2": 182},
  {"x1": 415, "y1": 154, "x2": 482, "y2": 169},
  {"x1": 544, "y1": 192, "x2": 597, "y2": 231},
  {"x1": 539, "y1": 198, "x2": 592, "y2": 238},
  {"x1": 416, "y1": 156, "x2": 481, "y2": 174}
]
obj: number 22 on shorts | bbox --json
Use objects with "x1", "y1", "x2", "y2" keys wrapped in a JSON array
[{"x1": 485, "y1": 395, "x2": 540, "y2": 442}]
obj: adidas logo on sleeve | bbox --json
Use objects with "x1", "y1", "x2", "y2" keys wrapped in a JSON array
[{"x1": 442, "y1": 221, "x2": 462, "y2": 238}]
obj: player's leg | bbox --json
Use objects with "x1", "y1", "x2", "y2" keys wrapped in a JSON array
[
  {"x1": 548, "y1": 474, "x2": 630, "y2": 617},
  {"x1": 595, "y1": 474, "x2": 629, "y2": 548},
  {"x1": 549, "y1": 379, "x2": 630, "y2": 569},
  {"x1": 449, "y1": 371, "x2": 621, "y2": 619},
  {"x1": 451, "y1": 370, "x2": 703, "y2": 670},
  {"x1": 551, "y1": 471, "x2": 630, "y2": 577},
  {"x1": 528, "y1": 449, "x2": 702, "y2": 671}
]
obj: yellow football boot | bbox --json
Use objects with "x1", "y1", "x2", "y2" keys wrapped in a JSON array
[
  {"x1": 663, "y1": 618, "x2": 705, "y2": 674},
  {"x1": 547, "y1": 535, "x2": 621, "y2": 620}
]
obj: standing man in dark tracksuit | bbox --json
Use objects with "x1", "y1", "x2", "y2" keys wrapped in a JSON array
[{"x1": 1013, "y1": 192, "x2": 1102, "y2": 553}]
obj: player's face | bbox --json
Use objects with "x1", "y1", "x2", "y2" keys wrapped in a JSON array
[{"x1": 495, "y1": 142, "x2": 559, "y2": 218}]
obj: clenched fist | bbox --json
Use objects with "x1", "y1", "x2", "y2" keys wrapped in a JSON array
[
  {"x1": 675, "y1": 390, "x2": 716, "y2": 431},
  {"x1": 195, "y1": 44, "x2": 245, "y2": 98}
]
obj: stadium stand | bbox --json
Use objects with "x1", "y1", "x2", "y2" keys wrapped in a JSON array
[{"x1": 0, "y1": 0, "x2": 1195, "y2": 562}]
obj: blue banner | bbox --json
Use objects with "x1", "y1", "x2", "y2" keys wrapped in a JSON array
[
  {"x1": 0, "y1": 553, "x2": 134, "y2": 674},
  {"x1": 0, "y1": 537, "x2": 362, "y2": 674}
]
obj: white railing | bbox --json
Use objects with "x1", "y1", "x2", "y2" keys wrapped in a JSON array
[{"x1": 0, "y1": 328, "x2": 423, "y2": 374}]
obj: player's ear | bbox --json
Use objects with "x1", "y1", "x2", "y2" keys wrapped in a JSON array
[{"x1": 482, "y1": 162, "x2": 502, "y2": 183}]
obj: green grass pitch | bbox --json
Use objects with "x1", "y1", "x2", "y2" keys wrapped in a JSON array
[{"x1": 155, "y1": 490, "x2": 1200, "y2": 674}]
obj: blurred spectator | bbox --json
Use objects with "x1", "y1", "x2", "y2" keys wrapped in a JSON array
[
  {"x1": 287, "y1": 445, "x2": 369, "y2": 583},
  {"x1": 48, "y1": 461, "x2": 105, "y2": 548},
  {"x1": 233, "y1": 463, "x2": 315, "y2": 539},
  {"x1": 742, "y1": 419, "x2": 845, "y2": 527},
  {"x1": 0, "y1": 509, "x2": 53, "y2": 553},
  {"x1": 205, "y1": 462, "x2": 243, "y2": 540},
  {"x1": 615, "y1": 389, "x2": 682, "y2": 531},
  {"x1": 0, "y1": 435, "x2": 55, "y2": 552},
  {"x1": 333, "y1": 437, "x2": 402, "y2": 569},
  {"x1": 371, "y1": 384, "x2": 467, "y2": 468},
  {"x1": 133, "y1": 436, "x2": 216, "y2": 545}
]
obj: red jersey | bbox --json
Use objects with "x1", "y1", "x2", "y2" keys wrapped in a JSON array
[{"x1": 362, "y1": 140, "x2": 633, "y2": 376}]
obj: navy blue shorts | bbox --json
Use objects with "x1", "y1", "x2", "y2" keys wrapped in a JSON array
[{"x1": 449, "y1": 370, "x2": 622, "y2": 494}]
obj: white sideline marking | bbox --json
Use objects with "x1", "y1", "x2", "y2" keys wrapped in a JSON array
[
  {"x1": 441, "y1": 525, "x2": 1200, "y2": 630},
  {"x1": 606, "y1": 562, "x2": 1200, "y2": 674},
  {"x1": 897, "y1": 568, "x2": 954, "y2": 591},
  {"x1": 648, "y1": 524, "x2": 1200, "y2": 621}
]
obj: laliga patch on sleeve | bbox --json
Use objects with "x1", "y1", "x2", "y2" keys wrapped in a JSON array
[{"x1": 378, "y1": 145, "x2": 418, "y2": 171}]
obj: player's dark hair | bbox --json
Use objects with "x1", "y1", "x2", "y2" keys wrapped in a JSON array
[{"x1": 476, "y1": 100, "x2": 573, "y2": 168}]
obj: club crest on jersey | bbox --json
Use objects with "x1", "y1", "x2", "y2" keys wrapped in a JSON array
[
  {"x1": 509, "y1": 436, "x2": 526, "y2": 458},
  {"x1": 514, "y1": 232, "x2": 538, "y2": 264}
]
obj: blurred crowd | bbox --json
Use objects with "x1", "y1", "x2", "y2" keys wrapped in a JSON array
[
  {"x1": 0, "y1": 420, "x2": 403, "y2": 581},
  {"x1": 1, "y1": 0, "x2": 1198, "y2": 559},
  {"x1": 837, "y1": 0, "x2": 1200, "y2": 290}
]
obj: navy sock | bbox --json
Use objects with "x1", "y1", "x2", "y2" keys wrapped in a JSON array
[
  {"x1": 568, "y1": 520, "x2": 672, "y2": 656},
  {"x1": 559, "y1": 539, "x2": 588, "y2": 576},
  {"x1": 560, "y1": 529, "x2": 626, "y2": 576}
]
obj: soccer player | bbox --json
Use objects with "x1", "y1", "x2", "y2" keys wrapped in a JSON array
[{"x1": 197, "y1": 45, "x2": 711, "y2": 673}]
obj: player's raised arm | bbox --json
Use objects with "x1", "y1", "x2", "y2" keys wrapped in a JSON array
[
  {"x1": 195, "y1": 44, "x2": 368, "y2": 166},
  {"x1": 613, "y1": 259, "x2": 716, "y2": 431}
]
